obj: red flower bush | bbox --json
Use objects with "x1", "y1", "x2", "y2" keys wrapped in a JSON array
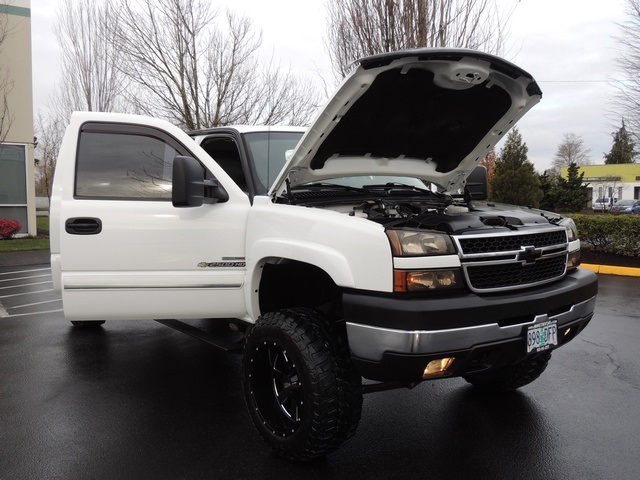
[{"x1": 0, "y1": 219, "x2": 22, "y2": 239}]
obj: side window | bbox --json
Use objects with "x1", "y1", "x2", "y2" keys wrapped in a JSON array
[
  {"x1": 200, "y1": 137, "x2": 248, "y2": 192},
  {"x1": 76, "y1": 125, "x2": 185, "y2": 200}
]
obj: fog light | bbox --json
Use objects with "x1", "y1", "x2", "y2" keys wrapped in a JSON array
[{"x1": 423, "y1": 357, "x2": 455, "y2": 378}]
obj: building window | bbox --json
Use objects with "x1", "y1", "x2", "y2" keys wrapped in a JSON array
[{"x1": 0, "y1": 144, "x2": 28, "y2": 233}]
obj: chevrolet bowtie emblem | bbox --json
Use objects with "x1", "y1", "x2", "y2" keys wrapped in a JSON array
[{"x1": 517, "y1": 245, "x2": 543, "y2": 265}]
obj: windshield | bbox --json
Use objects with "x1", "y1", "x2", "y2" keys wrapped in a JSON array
[
  {"x1": 616, "y1": 199, "x2": 635, "y2": 206},
  {"x1": 244, "y1": 131, "x2": 304, "y2": 190}
]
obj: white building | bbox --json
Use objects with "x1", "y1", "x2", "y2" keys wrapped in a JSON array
[{"x1": 0, "y1": 1, "x2": 35, "y2": 236}]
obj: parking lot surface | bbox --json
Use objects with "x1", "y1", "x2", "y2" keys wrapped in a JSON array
[{"x1": 1, "y1": 264, "x2": 639, "y2": 480}]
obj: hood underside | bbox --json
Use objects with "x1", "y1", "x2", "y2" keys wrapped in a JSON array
[{"x1": 271, "y1": 49, "x2": 541, "y2": 197}]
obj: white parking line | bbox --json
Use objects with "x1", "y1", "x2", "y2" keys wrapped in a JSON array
[
  {"x1": 1, "y1": 309, "x2": 63, "y2": 318},
  {"x1": 0, "y1": 274, "x2": 52, "y2": 283},
  {"x1": 9, "y1": 298, "x2": 62, "y2": 309},
  {"x1": 0, "y1": 289, "x2": 55, "y2": 299},
  {"x1": 0, "y1": 281, "x2": 53, "y2": 290},
  {"x1": 0, "y1": 268, "x2": 51, "y2": 276},
  {"x1": 0, "y1": 267, "x2": 61, "y2": 318}
]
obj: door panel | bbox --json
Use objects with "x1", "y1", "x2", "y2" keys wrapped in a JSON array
[{"x1": 59, "y1": 120, "x2": 250, "y2": 320}]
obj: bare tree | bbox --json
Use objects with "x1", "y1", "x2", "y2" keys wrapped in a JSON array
[
  {"x1": 34, "y1": 112, "x2": 65, "y2": 203},
  {"x1": 613, "y1": 0, "x2": 640, "y2": 141},
  {"x1": 325, "y1": 0, "x2": 509, "y2": 78},
  {"x1": 54, "y1": 0, "x2": 129, "y2": 115},
  {"x1": 109, "y1": 0, "x2": 320, "y2": 129},
  {"x1": 550, "y1": 133, "x2": 591, "y2": 177}
]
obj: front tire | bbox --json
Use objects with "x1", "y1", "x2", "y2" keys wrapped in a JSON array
[
  {"x1": 463, "y1": 351, "x2": 552, "y2": 392},
  {"x1": 242, "y1": 308, "x2": 362, "y2": 461}
]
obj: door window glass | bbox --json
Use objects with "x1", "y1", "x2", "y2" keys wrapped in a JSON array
[{"x1": 76, "y1": 131, "x2": 179, "y2": 199}]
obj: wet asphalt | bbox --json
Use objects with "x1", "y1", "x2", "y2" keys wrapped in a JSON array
[{"x1": 1, "y1": 264, "x2": 639, "y2": 480}]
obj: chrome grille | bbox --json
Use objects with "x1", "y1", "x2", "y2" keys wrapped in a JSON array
[
  {"x1": 457, "y1": 230, "x2": 567, "y2": 255},
  {"x1": 454, "y1": 228, "x2": 569, "y2": 293}
]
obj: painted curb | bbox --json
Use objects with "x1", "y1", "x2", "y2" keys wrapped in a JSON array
[{"x1": 581, "y1": 263, "x2": 640, "y2": 277}]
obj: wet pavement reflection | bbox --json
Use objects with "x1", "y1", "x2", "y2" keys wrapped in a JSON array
[{"x1": 1, "y1": 268, "x2": 639, "y2": 479}]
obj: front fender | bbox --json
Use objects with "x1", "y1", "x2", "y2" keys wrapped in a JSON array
[
  {"x1": 245, "y1": 238, "x2": 354, "y2": 321},
  {"x1": 245, "y1": 198, "x2": 394, "y2": 320}
]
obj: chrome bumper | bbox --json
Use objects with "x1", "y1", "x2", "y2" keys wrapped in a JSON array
[{"x1": 346, "y1": 296, "x2": 597, "y2": 362}]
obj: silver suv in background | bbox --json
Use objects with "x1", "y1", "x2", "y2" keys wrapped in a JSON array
[{"x1": 592, "y1": 197, "x2": 616, "y2": 212}]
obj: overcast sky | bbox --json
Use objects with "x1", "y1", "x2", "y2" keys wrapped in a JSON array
[{"x1": 31, "y1": 0, "x2": 630, "y2": 172}]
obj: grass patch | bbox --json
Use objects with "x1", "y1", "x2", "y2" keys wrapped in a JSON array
[
  {"x1": 0, "y1": 237, "x2": 50, "y2": 252},
  {"x1": 37, "y1": 216, "x2": 49, "y2": 231},
  {"x1": 0, "y1": 215, "x2": 50, "y2": 252}
]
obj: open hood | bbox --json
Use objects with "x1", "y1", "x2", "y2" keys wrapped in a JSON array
[{"x1": 270, "y1": 49, "x2": 541, "y2": 197}]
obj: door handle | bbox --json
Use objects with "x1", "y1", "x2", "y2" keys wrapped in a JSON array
[{"x1": 65, "y1": 217, "x2": 102, "y2": 235}]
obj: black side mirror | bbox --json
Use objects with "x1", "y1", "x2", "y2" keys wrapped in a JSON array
[
  {"x1": 173, "y1": 156, "x2": 205, "y2": 207},
  {"x1": 465, "y1": 165, "x2": 489, "y2": 201},
  {"x1": 172, "y1": 156, "x2": 229, "y2": 208}
]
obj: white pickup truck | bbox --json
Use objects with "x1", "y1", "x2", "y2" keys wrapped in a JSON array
[{"x1": 51, "y1": 49, "x2": 598, "y2": 461}]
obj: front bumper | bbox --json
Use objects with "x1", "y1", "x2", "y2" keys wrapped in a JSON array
[{"x1": 344, "y1": 268, "x2": 597, "y2": 381}]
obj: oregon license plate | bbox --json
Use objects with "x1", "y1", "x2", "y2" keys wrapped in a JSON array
[{"x1": 527, "y1": 320, "x2": 558, "y2": 353}]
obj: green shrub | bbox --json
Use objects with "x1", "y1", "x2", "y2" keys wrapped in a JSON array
[{"x1": 572, "y1": 214, "x2": 640, "y2": 257}]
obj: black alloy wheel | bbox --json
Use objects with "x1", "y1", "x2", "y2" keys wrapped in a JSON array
[
  {"x1": 248, "y1": 339, "x2": 304, "y2": 436},
  {"x1": 242, "y1": 308, "x2": 362, "y2": 461}
]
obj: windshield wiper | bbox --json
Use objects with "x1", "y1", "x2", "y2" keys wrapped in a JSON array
[{"x1": 295, "y1": 182, "x2": 372, "y2": 194}]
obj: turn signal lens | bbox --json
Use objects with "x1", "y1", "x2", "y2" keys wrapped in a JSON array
[
  {"x1": 567, "y1": 250, "x2": 581, "y2": 270},
  {"x1": 423, "y1": 357, "x2": 455, "y2": 378},
  {"x1": 394, "y1": 269, "x2": 463, "y2": 292}
]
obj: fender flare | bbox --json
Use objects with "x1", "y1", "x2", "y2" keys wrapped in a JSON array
[{"x1": 245, "y1": 237, "x2": 355, "y2": 320}]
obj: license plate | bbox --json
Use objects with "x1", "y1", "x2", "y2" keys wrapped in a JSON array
[{"x1": 527, "y1": 320, "x2": 558, "y2": 353}]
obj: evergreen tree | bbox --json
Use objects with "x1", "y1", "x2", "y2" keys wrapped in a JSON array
[
  {"x1": 538, "y1": 170, "x2": 557, "y2": 211},
  {"x1": 490, "y1": 128, "x2": 543, "y2": 207},
  {"x1": 604, "y1": 120, "x2": 638, "y2": 164},
  {"x1": 544, "y1": 163, "x2": 590, "y2": 213}
]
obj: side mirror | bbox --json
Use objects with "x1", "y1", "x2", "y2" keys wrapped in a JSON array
[
  {"x1": 172, "y1": 156, "x2": 229, "y2": 208},
  {"x1": 465, "y1": 165, "x2": 489, "y2": 201},
  {"x1": 173, "y1": 156, "x2": 205, "y2": 207}
]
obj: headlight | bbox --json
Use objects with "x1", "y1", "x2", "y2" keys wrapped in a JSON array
[
  {"x1": 559, "y1": 218, "x2": 578, "y2": 242},
  {"x1": 559, "y1": 217, "x2": 580, "y2": 270},
  {"x1": 387, "y1": 229, "x2": 456, "y2": 256}
]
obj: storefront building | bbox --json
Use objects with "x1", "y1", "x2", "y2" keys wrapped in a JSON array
[{"x1": 563, "y1": 164, "x2": 640, "y2": 207}]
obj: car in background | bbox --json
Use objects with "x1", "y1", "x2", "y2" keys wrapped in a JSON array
[
  {"x1": 592, "y1": 197, "x2": 616, "y2": 212},
  {"x1": 610, "y1": 199, "x2": 640, "y2": 214}
]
